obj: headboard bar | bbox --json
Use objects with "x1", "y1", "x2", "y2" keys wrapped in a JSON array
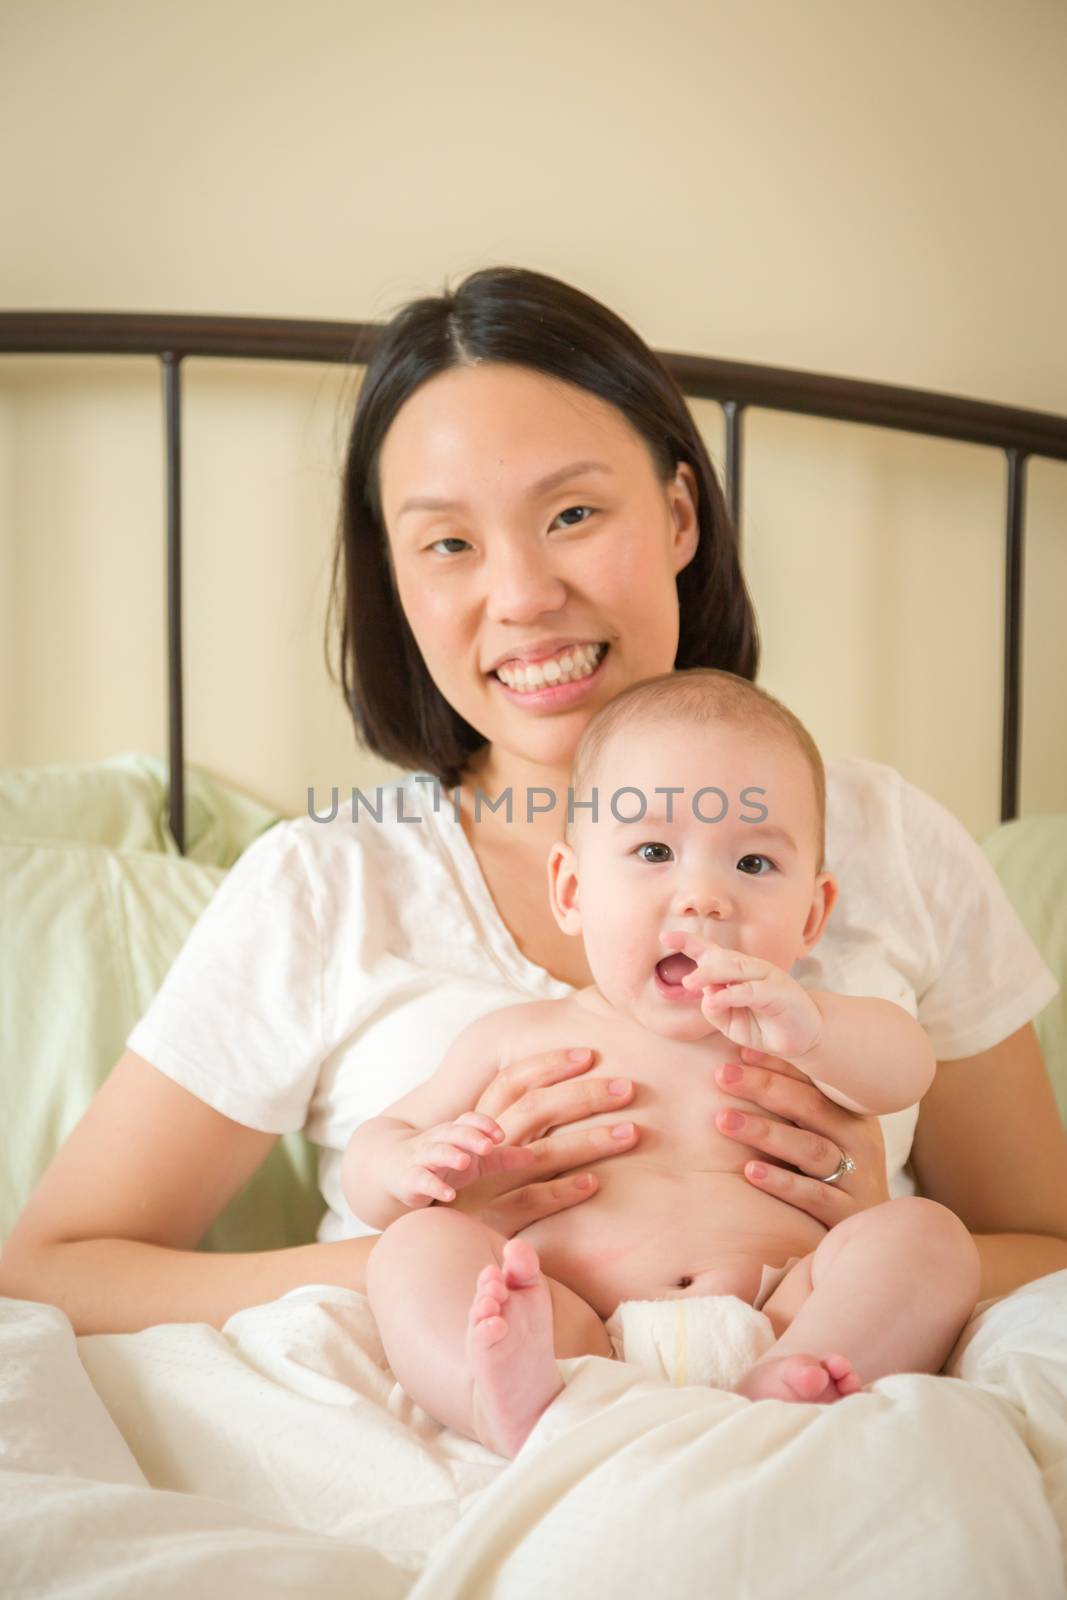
[
  {"x1": 3, "y1": 311, "x2": 1064, "y2": 849},
  {"x1": 2, "y1": 312, "x2": 1065, "y2": 461},
  {"x1": 161, "y1": 353, "x2": 186, "y2": 859}
]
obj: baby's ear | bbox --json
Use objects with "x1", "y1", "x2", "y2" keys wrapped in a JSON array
[
  {"x1": 547, "y1": 840, "x2": 582, "y2": 935},
  {"x1": 800, "y1": 870, "x2": 837, "y2": 952}
]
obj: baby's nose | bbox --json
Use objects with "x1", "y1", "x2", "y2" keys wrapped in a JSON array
[{"x1": 671, "y1": 883, "x2": 733, "y2": 920}]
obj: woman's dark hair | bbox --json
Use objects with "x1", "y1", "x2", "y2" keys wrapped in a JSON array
[{"x1": 326, "y1": 265, "x2": 760, "y2": 787}]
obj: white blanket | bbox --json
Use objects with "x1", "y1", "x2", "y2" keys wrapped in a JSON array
[{"x1": 2, "y1": 1272, "x2": 1066, "y2": 1598}]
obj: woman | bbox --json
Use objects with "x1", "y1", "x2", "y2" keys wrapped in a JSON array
[{"x1": 2, "y1": 266, "x2": 1065, "y2": 1338}]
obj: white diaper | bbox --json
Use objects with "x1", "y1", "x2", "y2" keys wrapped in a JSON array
[{"x1": 602, "y1": 1257, "x2": 801, "y2": 1391}]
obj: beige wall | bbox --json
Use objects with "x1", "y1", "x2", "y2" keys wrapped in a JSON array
[{"x1": 1, "y1": 0, "x2": 1065, "y2": 836}]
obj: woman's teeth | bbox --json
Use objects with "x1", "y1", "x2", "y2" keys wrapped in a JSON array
[{"x1": 495, "y1": 642, "x2": 607, "y2": 692}]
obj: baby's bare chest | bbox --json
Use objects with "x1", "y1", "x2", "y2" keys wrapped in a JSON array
[
  {"x1": 500, "y1": 1005, "x2": 825, "y2": 1316},
  {"x1": 502, "y1": 1005, "x2": 744, "y2": 1162}
]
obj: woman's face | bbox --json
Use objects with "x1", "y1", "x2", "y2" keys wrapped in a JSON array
[{"x1": 378, "y1": 362, "x2": 700, "y2": 778}]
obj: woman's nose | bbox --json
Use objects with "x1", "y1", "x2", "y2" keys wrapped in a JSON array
[{"x1": 483, "y1": 541, "x2": 567, "y2": 625}]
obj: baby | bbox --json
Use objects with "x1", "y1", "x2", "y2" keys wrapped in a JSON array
[{"x1": 347, "y1": 669, "x2": 981, "y2": 1458}]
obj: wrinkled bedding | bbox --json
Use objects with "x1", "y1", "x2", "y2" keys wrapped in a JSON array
[{"x1": 2, "y1": 1270, "x2": 1066, "y2": 1598}]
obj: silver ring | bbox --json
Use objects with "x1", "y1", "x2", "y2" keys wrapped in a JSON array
[{"x1": 820, "y1": 1151, "x2": 856, "y2": 1184}]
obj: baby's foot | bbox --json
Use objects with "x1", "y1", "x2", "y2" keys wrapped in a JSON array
[
  {"x1": 734, "y1": 1351, "x2": 864, "y2": 1404},
  {"x1": 466, "y1": 1238, "x2": 565, "y2": 1458}
]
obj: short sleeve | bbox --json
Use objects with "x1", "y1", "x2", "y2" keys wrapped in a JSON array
[
  {"x1": 897, "y1": 777, "x2": 1060, "y2": 1059},
  {"x1": 126, "y1": 820, "x2": 326, "y2": 1133}
]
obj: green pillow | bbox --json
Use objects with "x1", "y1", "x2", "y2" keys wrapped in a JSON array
[
  {"x1": 0, "y1": 759, "x2": 325, "y2": 1253},
  {"x1": 0, "y1": 750, "x2": 281, "y2": 868},
  {"x1": 982, "y1": 814, "x2": 1067, "y2": 1131}
]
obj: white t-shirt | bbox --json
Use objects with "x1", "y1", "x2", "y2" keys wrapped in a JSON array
[{"x1": 126, "y1": 758, "x2": 1060, "y2": 1243}]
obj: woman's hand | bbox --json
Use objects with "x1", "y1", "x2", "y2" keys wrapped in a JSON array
[
  {"x1": 714, "y1": 1047, "x2": 890, "y2": 1227},
  {"x1": 446, "y1": 1047, "x2": 639, "y2": 1238}
]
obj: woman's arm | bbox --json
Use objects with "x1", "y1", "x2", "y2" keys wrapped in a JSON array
[
  {"x1": 0, "y1": 1046, "x2": 640, "y2": 1334},
  {"x1": 909, "y1": 1023, "x2": 1067, "y2": 1300},
  {"x1": 0, "y1": 1051, "x2": 379, "y2": 1334},
  {"x1": 713, "y1": 1026, "x2": 1067, "y2": 1302}
]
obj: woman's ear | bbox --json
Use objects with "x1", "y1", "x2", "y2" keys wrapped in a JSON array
[
  {"x1": 669, "y1": 462, "x2": 700, "y2": 574},
  {"x1": 547, "y1": 840, "x2": 583, "y2": 936},
  {"x1": 800, "y1": 871, "x2": 838, "y2": 953}
]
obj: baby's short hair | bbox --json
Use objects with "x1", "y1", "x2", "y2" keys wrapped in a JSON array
[{"x1": 567, "y1": 668, "x2": 827, "y2": 869}]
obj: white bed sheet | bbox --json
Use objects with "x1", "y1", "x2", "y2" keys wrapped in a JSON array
[{"x1": 2, "y1": 1270, "x2": 1065, "y2": 1598}]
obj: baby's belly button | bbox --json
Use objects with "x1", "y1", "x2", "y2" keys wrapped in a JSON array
[{"x1": 520, "y1": 1182, "x2": 811, "y2": 1299}]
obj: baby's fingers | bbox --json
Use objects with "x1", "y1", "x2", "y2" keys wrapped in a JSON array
[
  {"x1": 455, "y1": 1112, "x2": 507, "y2": 1142},
  {"x1": 702, "y1": 980, "x2": 760, "y2": 1008},
  {"x1": 407, "y1": 1147, "x2": 534, "y2": 1208},
  {"x1": 422, "y1": 1140, "x2": 476, "y2": 1171},
  {"x1": 435, "y1": 1117, "x2": 507, "y2": 1162},
  {"x1": 679, "y1": 950, "x2": 766, "y2": 988},
  {"x1": 406, "y1": 1167, "x2": 460, "y2": 1204}
]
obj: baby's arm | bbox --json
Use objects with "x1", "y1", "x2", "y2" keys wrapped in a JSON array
[
  {"x1": 787, "y1": 990, "x2": 935, "y2": 1115},
  {"x1": 342, "y1": 1006, "x2": 536, "y2": 1230},
  {"x1": 661, "y1": 932, "x2": 934, "y2": 1116}
]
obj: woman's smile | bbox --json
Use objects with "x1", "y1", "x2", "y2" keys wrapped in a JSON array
[{"x1": 491, "y1": 641, "x2": 610, "y2": 710}]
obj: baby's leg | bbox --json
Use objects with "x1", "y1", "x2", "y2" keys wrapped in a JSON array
[
  {"x1": 366, "y1": 1206, "x2": 613, "y2": 1456},
  {"x1": 736, "y1": 1197, "x2": 981, "y2": 1404}
]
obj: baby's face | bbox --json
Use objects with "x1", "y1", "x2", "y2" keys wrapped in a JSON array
[{"x1": 550, "y1": 717, "x2": 832, "y2": 1041}]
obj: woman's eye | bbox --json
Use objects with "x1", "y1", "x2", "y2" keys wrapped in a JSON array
[
  {"x1": 425, "y1": 515, "x2": 591, "y2": 560},
  {"x1": 737, "y1": 854, "x2": 775, "y2": 876},
  {"x1": 553, "y1": 505, "x2": 595, "y2": 529},
  {"x1": 636, "y1": 842, "x2": 673, "y2": 864}
]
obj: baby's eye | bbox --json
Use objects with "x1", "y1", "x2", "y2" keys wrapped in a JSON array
[
  {"x1": 428, "y1": 536, "x2": 471, "y2": 555},
  {"x1": 737, "y1": 854, "x2": 775, "y2": 875},
  {"x1": 636, "y1": 842, "x2": 673, "y2": 864}
]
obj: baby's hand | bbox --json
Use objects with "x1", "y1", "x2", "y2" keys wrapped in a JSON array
[
  {"x1": 659, "y1": 930, "x2": 822, "y2": 1059},
  {"x1": 387, "y1": 1113, "x2": 536, "y2": 1209}
]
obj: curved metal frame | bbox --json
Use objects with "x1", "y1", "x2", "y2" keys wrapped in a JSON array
[{"x1": 4, "y1": 311, "x2": 1065, "y2": 849}]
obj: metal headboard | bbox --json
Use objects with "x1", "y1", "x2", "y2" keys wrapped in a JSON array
[{"x1": 3, "y1": 310, "x2": 1065, "y2": 851}]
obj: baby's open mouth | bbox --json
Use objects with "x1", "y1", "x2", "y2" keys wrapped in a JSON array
[{"x1": 655, "y1": 953, "x2": 697, "y2": 988}]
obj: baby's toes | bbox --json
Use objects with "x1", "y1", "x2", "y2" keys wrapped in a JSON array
[
  {"x1": 501, "y1": 1237, "x2": 541, "y2": 1285},
  {"x1": 474, "y1": 1263, "x2": 508, "y2": 1300},
  {"x1": 823, "y1": 1352, "x2": 862, "y2": 1393},
  {"x1": 786, "y1": 1357, "x2": 832, "y2": 1400},
  {"x1": 468, "y1": 1309, "x2": 508, "y2": 1348},
  {"x1": 469, "y1": 1266, "x2": 506, "y2": 1327},
  {"x1": 470, "y1": 1285, "x2": 507, "y2": 1334}
]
